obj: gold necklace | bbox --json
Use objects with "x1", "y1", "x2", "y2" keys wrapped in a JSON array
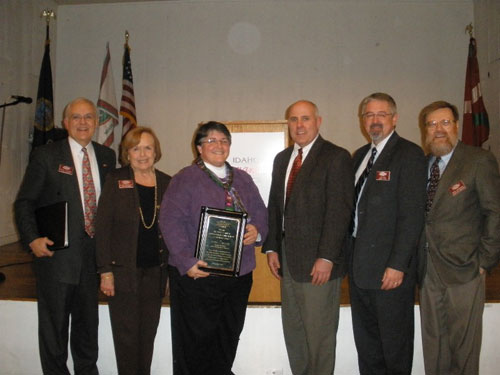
[{"x1": 138, "y1": 179, "x2": 157, "y2": 230}]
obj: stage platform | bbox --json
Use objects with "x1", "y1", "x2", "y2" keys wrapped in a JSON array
[{"x1": 1, "y1": 241, "x2": 500, "y2": 303}]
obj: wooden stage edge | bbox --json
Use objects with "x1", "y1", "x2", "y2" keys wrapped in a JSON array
[{"x1": 2, "y1": 241, "x2": 500, "y2": 304}]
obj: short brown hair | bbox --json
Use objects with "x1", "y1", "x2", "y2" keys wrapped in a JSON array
[
  {"x1": 120, "y1": 126, "x2": 162, "y2": 166},
  {"x1": 419, "y1": 100, "x2": 459, "y2": 127}
]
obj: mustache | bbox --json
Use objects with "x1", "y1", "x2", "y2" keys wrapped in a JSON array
[
  {"x1": 432, "y1": 132, "x2": 448, "y2": 139},
  {"x1": 369, "y1": 123, "x2": 383, "y2": 131}
]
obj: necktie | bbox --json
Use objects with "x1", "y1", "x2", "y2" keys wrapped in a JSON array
[
  {"x1": 354, "y1": 147, "x2": 377, "y2": 204},
  {"x1": 286, "y1": 148, "x2": 303, "y2": 205},
  {"x1": 426, "y1": 157, "x2": 441, "y2": 213},
  {"x1": 82, "y1": 147, "x2": 97, "y2": 237}
]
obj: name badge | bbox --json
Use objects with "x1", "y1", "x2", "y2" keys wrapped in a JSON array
[
  {"x1": 118, "y1": 180, "x2": 134, "y2": 189},
  {"x1": 58, "y1": 165, "x2": 73, "y2": 175},
  {"x1": 449, "y1": 180, "x2": 466, "y2": 196},
  {"x1": 375, "y1": 171, "x2": 391, "y2": 181}
]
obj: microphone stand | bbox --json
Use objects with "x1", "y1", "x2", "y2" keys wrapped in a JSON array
[{"x1": 0, "y1": 98, "x2": 29, "y2": 166}]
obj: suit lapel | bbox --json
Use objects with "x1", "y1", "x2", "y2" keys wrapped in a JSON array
[
  {"x1": 290, "y1": 136, "x2": 324, "y2": 196},
  {"x1": 277, "y1": 147, "x2": 293, "y2": 213},
  {"x1": 92, "y1": 141, "x2": 113, "y2": 185},
  {"x1": 362, "y1": 132, "x2": 399, "y2": 194},
  {"x1": 353, "y1": 144, "x2": 371, "y2": 171},
  {"x1": 60, "y1": 139, "x2": 85, "y2": 218}
]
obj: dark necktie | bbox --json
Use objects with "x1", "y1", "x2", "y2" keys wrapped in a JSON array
[
  {"x1": 286, "y1": 148, "x2": 303, "y2": 205},
  {"x1": 354, "y1": 147, "x2": 377, "y2": 204},
  {"x1": 82, "y1": 147, "x2": 97, "y2": 237},
  {"x1": 426, "y1": 157, "x2": 441, "y2": 213}
]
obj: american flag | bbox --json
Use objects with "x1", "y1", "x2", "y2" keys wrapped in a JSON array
[{"x1": 120, "y1": 40, "x2": 137, "y2": 138}]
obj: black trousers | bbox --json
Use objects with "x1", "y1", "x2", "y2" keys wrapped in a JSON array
[
  {"x1": 108, "y1": 266, "x2": 163, "y2": 375},
  {"x1": 169, "y1": 267, "x2": 252, "y2": 375},
  {"x1": 349, "y1": 278, "x2": 415, "y2": 375},
  {"x1": 35, "y1": 248, "x2": 99, "y2": 374}
]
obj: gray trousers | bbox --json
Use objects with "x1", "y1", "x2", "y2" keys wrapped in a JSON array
[
  {"x1": 281, "y1": 247, "x2": 342, "y2": 375},
  {"x1": 420, "y1": 254, "x2": 485, "y2": 375}
]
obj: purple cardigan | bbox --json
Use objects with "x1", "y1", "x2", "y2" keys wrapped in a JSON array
[{"x1": 159, "y1": 163, "x2": 268, "y2": 276}]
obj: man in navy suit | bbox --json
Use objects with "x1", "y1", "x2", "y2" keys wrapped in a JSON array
[
  {"x1": 264, "y1": 100, "x2": 353, "y2": 374},
  {"x1": 348, "y1": 93, "x2": 427, "y2": 374},
  {"x1": 15, "y1": 97, "x2": 115, "y2": 375}
]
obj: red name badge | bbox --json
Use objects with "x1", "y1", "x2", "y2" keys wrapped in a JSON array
[
  {"x1": 375, "y1": 171, "x2": 391, "y2": 181},
  {"x1": 118, "y1": 180, "x2": 134, "y2": 189},
  {"x1": 449, "y1": 180, "x2": 466, "y2": 196},
  {"x1": 58, "y1": 164, "x2": 73, "y2": 175}
]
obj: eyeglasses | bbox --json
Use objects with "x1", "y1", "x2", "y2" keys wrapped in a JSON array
[
  {"x1": 362, "y1": 112, "x2": 393, "y2": 120},
  {"x1": 425, "y1": 119, "x2": 455, "y2": 128},
  {"x1": 201, "y1": 138, "x2": 230, "y2": 146},
  {"x1": 70, "y1": 114, "x2": 95, "y2": 122}
]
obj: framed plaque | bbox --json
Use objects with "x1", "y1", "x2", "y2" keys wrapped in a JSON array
[{"x1": 195, "y1": 206, "x2": 248, "y2": 277}]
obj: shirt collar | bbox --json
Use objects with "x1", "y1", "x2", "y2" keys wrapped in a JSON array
[
  {"x1": 294, "y1": 133, "x2": 319, "y2": 159},
  {"x1": 68, "y1": 137, "x2": 94, "y2": 154}
]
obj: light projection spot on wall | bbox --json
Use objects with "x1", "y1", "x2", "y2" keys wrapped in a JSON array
[{"x1": 227, "y1": 22, "x2": 261, "y2": 55}]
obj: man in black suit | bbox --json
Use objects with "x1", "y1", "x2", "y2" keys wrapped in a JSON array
[
  {"x1": 264, "y1": 100, "x2": 353, "y2": 374},
  {"x1": 15, "y1": 97, "x2": 115, "y2": 375},
  {"x1": 348, "y1": 92, "x2": 427, "y2": 374}
]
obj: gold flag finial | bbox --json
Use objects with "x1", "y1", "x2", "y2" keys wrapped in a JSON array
[
  {"x1": 41, "y1": 9, "x2": 56, "y2": 25},
  {"x1": 125, "y1": 30, "x2": 130, "y2": 45},
  {"x1": 465, "y1": 22, "x2": 473, "y2": 38}
]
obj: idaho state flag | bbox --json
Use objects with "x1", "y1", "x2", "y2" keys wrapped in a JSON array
[
  {"x1": 33, "y1": 25, "x2": 55, "y2": 149},
  {"x1": 462, "y1": 37, "x2": 489, "y2": 147}
]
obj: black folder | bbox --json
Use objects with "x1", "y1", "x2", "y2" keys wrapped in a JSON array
[{"x1": 35, "y1": 201, "x2": 69, "y2": 250}]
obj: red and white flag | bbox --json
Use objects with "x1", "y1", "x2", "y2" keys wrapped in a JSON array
[
  {"x1": 120, "y1": 39, "x2": 137, "y2": 138},
  {"x1": 96, "y1": 43, "x2": 119, "y2": 154},
  {"x1": 462, "y1": 37, "x2": 489, "y2": 147}
]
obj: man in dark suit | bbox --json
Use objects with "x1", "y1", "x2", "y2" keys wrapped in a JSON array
[
  {"x1": 348, "y1": 93, "x2": 427, "y2": 374},
  {"x1": 263, "y1": 100, "x2": 353, "y2": 375},
  {"x1": 15, "y1": 97, "x2": 115, "y2": 375},
  {"x1": 418, "y1": 101, "x2": 500, "y2": 375}
]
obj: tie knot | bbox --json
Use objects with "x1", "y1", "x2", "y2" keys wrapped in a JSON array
[
  {"x1": 82, "y1": 147, "x2": 88, "y2": 154},
  {"x1": 298, "y1": 148, "x2": 303, "y2": 156},
  {"x1": 371, "y1": 147, "x2": 377, "y2": 157}
]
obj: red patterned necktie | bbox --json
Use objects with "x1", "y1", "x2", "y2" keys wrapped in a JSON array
[
  {"x1": 286, "y1": 148, "x2": 303, "y2": 205},
  {"x1": 82, "y1": 147, "x2": 96, "y2": 237},
  {"x1": 426, "y1": 157, "x2": 441, "y2": 213}
]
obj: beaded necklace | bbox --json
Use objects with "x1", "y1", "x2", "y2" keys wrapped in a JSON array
[{"x1": 138, "y1": 175, "x2": 157, "y2": 230}]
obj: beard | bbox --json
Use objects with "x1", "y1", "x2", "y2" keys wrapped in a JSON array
[
  {"x1": 425, "y1": 131, "x2": 458, "y2": 156},
  {"x1": 368, "y1": 123, "x2": 384, "y2": 143}
]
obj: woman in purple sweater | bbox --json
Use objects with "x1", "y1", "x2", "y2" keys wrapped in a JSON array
[{"x1": 159, "y1": 121, "x2": 268, "y2": 375}]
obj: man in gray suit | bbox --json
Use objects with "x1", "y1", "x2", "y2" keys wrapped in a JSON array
[
  {"x1": 15, "y1": 98, "x2": 115, "y2": 375},
  {"x1": 349, "y1": 93, "x2": 427, "y2": 374},
  {"x1": 263, "y1": 100, "x2": 353, "y2": 375},
  {"x1": 418, "y1": 100, "x2": 500, "y2": 375}
]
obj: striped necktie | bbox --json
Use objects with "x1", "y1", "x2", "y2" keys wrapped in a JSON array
[{"x1": 354, "y1": 147, "x2": 377, "y2": 204}]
